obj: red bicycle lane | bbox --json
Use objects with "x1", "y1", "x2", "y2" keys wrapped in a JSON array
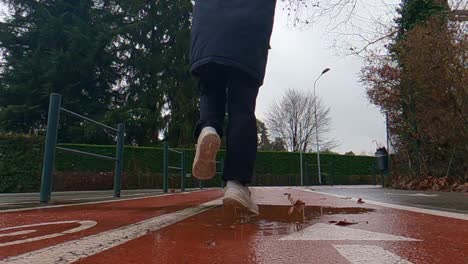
[
  {"x1": 76, "y1": 188, "x2": 468, "y2": 264},
  {"x1": 0, "y1": 190, "x2": 223, "y2": 260}
]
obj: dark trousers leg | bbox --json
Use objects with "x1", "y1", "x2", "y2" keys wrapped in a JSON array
[
  {"x1": 194, "y1": 65, "x2": 227, "y2": 139},
  {"x1": 223, "y1": 69, "x2": 260, "y2": 185}
]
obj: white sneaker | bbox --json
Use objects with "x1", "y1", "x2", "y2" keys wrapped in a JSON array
[
  {"x1": 223, "y1": 180, "x2": 259, "y2": 215},
  {"x1": 192, "y1": 127, "x2": 221, "y2": 180}
]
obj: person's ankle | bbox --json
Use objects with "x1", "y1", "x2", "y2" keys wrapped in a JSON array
[
  {"x1": 201, "y1": 126, "x2": 217, "y2": 135},
  {"x1": 227, "y1": 180, "x2": 246, "y2": 187}
]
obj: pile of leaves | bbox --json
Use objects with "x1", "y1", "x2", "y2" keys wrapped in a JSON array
[{"x1": 392, "y1": 176, "x2": 468, "y2": 192}]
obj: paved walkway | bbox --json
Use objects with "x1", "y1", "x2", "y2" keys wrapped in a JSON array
[
  {"x1": 1, "y1": 187, "x2": 467, "y2": 263},
  {"x1": 310, "y1": 185, "x2": 468, "y2": 214},
  {"x1": 0, "y1": 189, "x2": 167, "y2": 210}
]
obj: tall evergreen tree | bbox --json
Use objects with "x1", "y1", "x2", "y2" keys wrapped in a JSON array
[
  {"x1": 105, "y1": 0, "x2": 197, "y2": 146},
  {"x1": 395, "y1": 0, "x2": 449, "y2": 40},
  {"x1": 0, "y1": 0, "x2": 119, "y2": 143}
]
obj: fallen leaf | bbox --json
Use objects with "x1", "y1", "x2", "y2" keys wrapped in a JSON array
[
  {"x1": 335, "y1": 220, "x2": 369, "y2": 226},
  {"x1": 336, "y1": 220, "x2": 357, "y2": 226},
  {"x1": 294, "y1": 199, "x2": 306, "y2": 206},
  {"x1": 329, "y1": 220, "x2": 337, "y2": 223},
  {"x1": 357, "y1": 198, "x2": 365, "y2": 204}
]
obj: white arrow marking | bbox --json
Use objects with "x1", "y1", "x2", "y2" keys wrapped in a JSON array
[
  {"x1": 280, "y1": 223, "x2": 421, "y2": 241},
  {"x1": 333, "y1": 245, "x2": 413, "y2": 264},
  {"x1": 0, "y1": 220, "x2": 97, "y2": 247}
]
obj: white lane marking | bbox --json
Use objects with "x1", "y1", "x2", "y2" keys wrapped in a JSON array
[
  {"x1": 68, "y1": 193, "x2": 160, "y2": 201},
  {"x1": 69, "y1": 196, "x2": 113, "y2": 201},
  {"x1": 280, "y1": 223, "x2": 420, "y2": 241},
  {"x1": 333, "y1": 245, "x2": 413, "y2": 264},
  {"x1": 0, "y1": 199, "x2": 221, "y2": 264},
  {"x1": 0, "y1": 230, "x2": 36, "y2": 238},
  {"x1": 301, "y1": 189, "x2": 468, "y2": 221},
  {"x1": 0, "y1": 202, "x2": 36, "y2": 206},
  {"x1": 124, "y1": 193, "x2": 161, "y2": 197},
  {"x1": 313, "y1": 185, "x2": 383, "y2": 189},
  {"x1": 0, "y1": 221, "x2": 97, "y2": 247},
  {"x1": 0, "y1": 189, "x2": 211, "y2": 213},
  {"x1": 386, "y1": 193, "x2": 439, "y2": 197}
]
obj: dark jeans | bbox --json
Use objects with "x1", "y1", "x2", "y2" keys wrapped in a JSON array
[{"x1": 194, "y1": 64, "x2": 260, "y2": 185}]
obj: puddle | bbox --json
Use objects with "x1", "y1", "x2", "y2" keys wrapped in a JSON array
[
  {"x1": 216, "y1": 205, "x2": 375, "y2": 236},
  {"x1": 146, "y1": 204, "x2": 377, "y2": 263}
]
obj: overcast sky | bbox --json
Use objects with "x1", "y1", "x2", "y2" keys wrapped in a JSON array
[
  {"x1": 0, "y1": 1, "x2": 403, "y2": 155},
  {"x1": 258, "y1": 2, "x2": 400, "y2": 155}
]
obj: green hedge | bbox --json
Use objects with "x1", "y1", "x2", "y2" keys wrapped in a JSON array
[
  {"x1": 0, "y1": 134, "x2": 377, "y2": 192},
  {"x1": 0, "y1": 134, "x2": 44, "y2": 192}
]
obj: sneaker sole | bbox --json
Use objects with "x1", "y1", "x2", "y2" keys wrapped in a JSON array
[
  {"x1": 192, "y1": 133, "x2": 221, "y2": 180},
  {"x1": 223, "y1": 196, "x2": 259, "y2": 216}
]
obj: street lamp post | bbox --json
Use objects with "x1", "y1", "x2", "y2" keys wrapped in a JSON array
[
  {"x1": 299, "y1": 122, "x2": 307, "y2": 186},
  {"x1": 313, "y1": 68, "x2": 330, "y2": 185}
]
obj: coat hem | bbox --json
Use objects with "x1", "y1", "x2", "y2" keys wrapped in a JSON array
[{"x1": 190, "y1": 56, "x2": 264, "y2": 84}]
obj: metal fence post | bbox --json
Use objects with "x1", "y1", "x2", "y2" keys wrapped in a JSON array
[
  {"x1": 304, "y1": 161, "x2": 308, "y2": 186},
  {"x1": 330, "y1": 160, "x2": 335, "y2": 186},
  {"x1": 181, "y1": 151, "x2": 185, "y2": 192},
  {"x1": 163, "y1": 142, "x2": 169, "y2": 193},
  {"x1": 381, "y1": 171, "x2": 385, "y2": 187},
  {"x1": 40, "y1": 94, "x2": 61, "y2": 204},
  {"x1": 114, "y1": 123, "x2": 125, "y2": 198},
  {"x1": 372, "y1": 164, "x2": 376, "y2": 185}
]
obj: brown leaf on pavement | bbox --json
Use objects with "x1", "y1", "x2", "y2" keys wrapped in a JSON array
[
  {"x1": 336, "y1": 220, "x2": 358, "y2": 226},
  {"x1": 357, "y1": 198, "x2": 365, "y2": 204},
  {"x1": 335, "y1": 220, "x2": 369, "y2": 226},
  {"x1": 294, "y1": 199, "x2": 306, "y2": 206}
]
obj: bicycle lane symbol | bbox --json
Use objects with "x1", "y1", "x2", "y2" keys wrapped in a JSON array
[{"x1": 0, "y1": 220, "x2": 97, "y2": 247}]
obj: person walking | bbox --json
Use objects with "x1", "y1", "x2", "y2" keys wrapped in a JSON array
[{"x1": 190, "y1": 0, "x2": 277, "y2": 215}]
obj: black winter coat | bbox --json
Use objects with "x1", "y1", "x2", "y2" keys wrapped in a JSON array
[{"x1": 190, "y1": 0, "x2": 277, "y2": 84}]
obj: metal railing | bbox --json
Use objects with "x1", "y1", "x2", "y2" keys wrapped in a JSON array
[
  {"x1": 304, "y1": 161, "x2": 380, "y2": 186},
  {"x1": 40, "y1": 93, "x2": 125, "y2": 204},
  {"x1": 163, "y1": 142, "x2": 224, "y2": 193},
  {"x1": 163, "y1": 142, "x2": 186, "y2": 193}
]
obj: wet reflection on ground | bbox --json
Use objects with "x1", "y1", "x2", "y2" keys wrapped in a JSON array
[
  {"x1": 220, "y1": 205, "x2": 375, "y2": 236},
  {"x1": 147, "y1": 204, "x2": 376, "y2": 263}
]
